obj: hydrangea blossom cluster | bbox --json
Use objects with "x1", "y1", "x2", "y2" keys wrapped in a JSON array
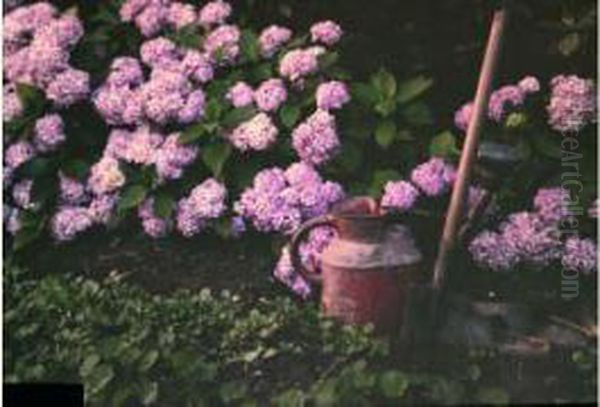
[
  {"x1": 12, "y1": 179, "x2": 36, "y2": 210},
  {"x1": 292, "y1": 110, "x2": 340, "y2": 166},
  {"x1": 138, "y1": 198, "x2": 170, "y2": 238},
  {"x1": 176, "y1": 178, "x2": 227, "y2": 237},
  {"x1": 258, "y1": 25, "x2": 292, "y2": 58},
  {"x1": 34, "y1": 113, "x2": 66, "y2": 152},
  {"x1": 120, "y1": 0, "x2": 208, "y2": 37},
  {"x1": 235, "y1": 163, "x2": 344, "y2": 234},
  {"x1": 410, "y1": 157, "x2": 457, "y2": 197},
  {"x1": 546, "y1": 75, "x2": 596, "y2": 133},
  {"x1": 254, "y1": 79, "x2": 287, "y2": 112},
  {"x1": 274, "y1": 226, "x2": 337, "y2": 297},
  {"x1": 3, "y1": 84, "x2": 22, "y2": 122},
  {"x1": 316, "y1": 81, "x2": 350, "y2": 110},
  {"x1": 203, "y1": 24, "x2": 241, "y2": 63},
  {"x1": 226, "y1": 81, "x2": 254, "y2": 107},
  {"x1": 380, "y1": 181, "x2": 420, "y2": 212},
  {"x1": 228, "y1": 113, "x2": 278, "y2": 151},
  {"x1": 310, "y1": 20, "x2": 343, "y2": 46},
  {"x1": 3, "y1": 2, "x2": 89, "y2": 107},
  {"x1": 562, "y1": 237, "x2": 597, "y2": 275},
  {"x1": 50, "y1": 206, "x2": 93, "y2": 242},
  {"x1": 198, "y1": 0, "x2": 231, "y2": 27},
  {"x1": 279, "y1": 47, "x2": 323, "y2": 82},
  {"x1": 454, "y1": 76, "x2": 539, "y2": 131},
  {"x1": 469, "y1": 187, "x2": 596, "y2": 273},
  {"x1": 94, "y1": 45, "x2": 210, "y2": 126}
]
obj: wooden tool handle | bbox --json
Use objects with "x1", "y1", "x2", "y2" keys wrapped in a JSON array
[{"x1": 432, "y1": 7, "x2": 509, "y2": 291}]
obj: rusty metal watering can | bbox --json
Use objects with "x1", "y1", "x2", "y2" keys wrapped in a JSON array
[{"x1": 290, "y1": 197, "x2": 422, "y2": 335}]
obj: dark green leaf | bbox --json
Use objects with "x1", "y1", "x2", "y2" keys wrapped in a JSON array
[
  {"x1": 318, "y1": 52, "x2": 339, "y2": 71},
  {"x1": 379, "y1": 371, "x2": 409, "y2": 399},
  {"x1": 351, "y1": 83, "x2": 378, "y2": 106},
  {"x1": 62, "y1": 159, "x2": 89, "y2": 180},
  {"x1": 204, "y1": 99, "x2": 223, "y2": 122},
  {"x1": 16, "y1": 83, "x2": 46, "y2": 118},
  {"x1": 117, "y1": 185, "x2": 148, "y2": 212},
  {"x1": 241, "y1": 30, "x2": 259, "y2": 62},
  {"x1": 153, "y1": 193, "x2": 175, "y2": 219},
  {"x1": 138, "y1": 350, "x2": 159, "y2": 372},
  {"x1": 179, "y1": 123, "x2": 206, "y2": 145},
  {"x1": 140, "y1": 381, "x2": 158, "y2": 405},
  {"x1": 166, "y1": 24, "x2": 202, "y2": 49},
  {"x1": 86, "y1": 364, "x2": 114, "y2": 396},
  {"x1": 222, "y1": 106, "x2": 257, "y2": 127},
  {"x1": 402, "y1": 102, "x2": 434, "y2": 126},
  {"x1": 375, "y1": 121, "x2": 397, "y2": 148},
  {"x1": 202, "y1": 143, "x2": 232, "y2": 177},
  {"x1": 80, "y1": 354, "x2": 101, "y2": 377},
  {"x1": 279, "y1": 105, "x2": 301, "y2": 129},
  {"x1": 396, "y1": 76, "x2": 434, "y2": 104},
  {"x1": 429, "y1": 131, "x2": 460, "y2": 158},
  {"x1": 531, "y1": 131, "x2": 562, "y2": 159},
  {"x1": 371, "y1": 68, "x2": 397, "y2": 100}
]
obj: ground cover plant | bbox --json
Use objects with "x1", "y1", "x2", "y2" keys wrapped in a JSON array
[{"x1": 3, "y1": 0, "x2": 597, "y2": 404}]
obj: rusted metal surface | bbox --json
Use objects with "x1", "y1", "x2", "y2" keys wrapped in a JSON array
[{"x1": 290, "y1": 197, "x2": 422, "y2": 335}]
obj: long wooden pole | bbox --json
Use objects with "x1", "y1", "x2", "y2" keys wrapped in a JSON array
[{"x1": 432, "y1": 7, "x2": 509, "y2": 290}]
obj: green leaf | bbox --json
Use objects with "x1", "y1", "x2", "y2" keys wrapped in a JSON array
[
  {"x1": 13, "y1": 212, "x2": 46, "y2": 251},
  {"x1": 396, "y1": 76, "x2": 434, "y2": 104},
  {"x1": 402, "y1": 102, "x2": 434, "y2": 126},
  {"x1": 86, "y1": 364, "x2": 114, "y2": 396},
  {"x1": 351, "y1": 83, "x2": 378, "y2": 106},
  {"x1": 80, "y1": 354, "x2": 101, "y2": 377},
  {"x1": 16, "y1": 83, "x2": 46, "y2": 117},
  {"x1": 118, "y1": 185, "x2": 148, "y2": 212},
  {"x1": 475, "y1": 387, "x2": 510, "y2": 405},
  {"x1": 167, "y1": 24, "x2": 202, "y2": 48},
  {"x1": 138, "y1": 350, "x2": 159, "y2": 372},
  {"x1": 179, "y1": 123, "x2": 206, "y2": 145},
  {"x1": 153, "y1": 193, "x2": 175, "y2": 219},
  {"x1": 222, "y1": 106, "x2": 257, "y2": 127},
  {"x1": 20, "y1": 157, "x2": 53, "y2": 178},
  {"x1": 337, "y1": 142, "x2": 364, "y2": 172},
  {"x1": 371, "y1": 68, "x2": 397, "y2": 100},
  {"x1": 375, "y1": 121, "x2": 397, "y2": 148},
  {"x1": 241, "y1": 30, "x2": 260, "y2": 62},
  {"x1": 202, "y1": 143, "x2": 232, "y2": 177},
  {"x1": 531, "y1": 131, "x2": 562, "y2": 159},
  {"x1": 374, "y1": 99, "x2": 397, "y2": 117},
  {"x1": 379, "y1": 371, "x2": 409, "y2": 399},
  {"x1": 429, "y1": 131, "x2": 460, "y2": 158},
  {"x1": 279, "y1": 105, "x2": 301, "y2": 129},
  {"x1": 140, "y1": 381, "x2": 158, "y2": 405},
  {"x1": 204, "y1": 99, "x2": 223, "y2": 122},
  {"x1": 318, "y1": 52, "x2": 339, "y2": 71},
  {"x1": 62, "y1": 159, "x2": 89, "y2": 180}
]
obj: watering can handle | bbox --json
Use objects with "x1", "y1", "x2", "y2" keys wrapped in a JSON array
[{"x1": 289, "y1": 214, "x2": 336, "y2": 284}]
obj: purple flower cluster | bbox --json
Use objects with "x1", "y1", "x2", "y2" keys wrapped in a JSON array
[
  {"x1": 562, "y1": 237, "x2": 597, "y2": 275},
  {"x1": 203, "y1": 24, "x2": 241, "y2": 63},
  {"x1": 316, "y1": 81, "x2": 350, "y2": 110},
  {"x1": 547, "y1": 75, "x2": 596, "y2": 133},
  {"x1": 120, "y1": 0, "x2": 204, "y2": 37},
  {"x1": 198, "y1": 0, "x2": 231, "y2": 27},
  {"x1": 176, "y1": 178, "x2": 227, "y2": 237},
  {"x1": 279, "y1": 48, "x2": 322, "y2": 82},
  {"x1": 380, "y1": 181, "x2": 420, "y2": 212},
  {"x1": 12, "y1": 179, "x2": 36, "y2": 210},
  {"x1": 153, "y1": 133, "x2": 199, "y2": 181},
  {"x1": 3, "y1": 84, "x2": 23, "y2": 122},
  {"x1": 88, "y1": 157, "x2": 126, "y2": 196},
  {"x1": 259, "y1": 25, "x2": 292, "y2": 58},
  {"x1": 138, "y1": 198, "x2": 170, "y2": 238},
  {"x1": 310, "y1": 20, "x2": 342, "y2": 46},
  {"x1": 34, "y1": 114, "x2": 66, "y2": 152},
  {"x1": 4, "y1": 3, "x2": 89, "y2": 106},
  {"x1": 254, "y1": 79, "x2": 287, "y2": 112},
  {"x1": 469, "y1": 186, "x2": 597, "y2": 272},
  {"x1": 4, "y1": 141, "x2": 35, "y2": 170},
  {"x1": 454, "y1": 76, "x2": 539, "y2": 131},
  {"x1": 51, "y1": 206, "x2": 93, "y2": 242},
  {"x1": 228, "y1": 113, "x2": 278, "y2": 151},
  {"x1": 59, "y1": 173, "x2": 88, "y2": 205},
  {"x1": 226, "y1": 81, "x2": 254, "y2": 107},
  {"x1": 292, "y1": 110, "x2": 340, "y2": 166},
  {"x1": 410, "y1": 157, "x2": 456, "y2": 197},
  {"x1": 533, "y1": 187, "x2": 570, "y2": 223},
  {"x1": 274, "y1": 226, "x2": 337, "y2": 298},
  {"x1": 235, "y1": 162, "x2": 344, "y2": 234},
  {"x1": 95, "y1": 40, "x2": 212, "y2": 126}
]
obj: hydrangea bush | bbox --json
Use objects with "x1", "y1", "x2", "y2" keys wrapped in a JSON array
[{"x1": 2, "y1": 2, "x2": 597, "y2": 299}]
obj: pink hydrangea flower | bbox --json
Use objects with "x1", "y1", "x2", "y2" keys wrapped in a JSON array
[
  {"x1": 488, "y1": 85, "x2": 525, "y2": 122},
  {"x1": 46, "y1": 68, "x2": 90, "y2": 107},
  {"x1": 138, "y1": 198, "x2": 170, "y2": 238},
  {"x1": 562, "y1": 237, "x2": 597, "y2": 275},
  {"x1": 166, "y1": 2, "x2": 197, "y2": 30},
  {"x1": 59, "y1": 173, "x2": 88, "y2": 205},
  {"x1": 454, "y1": 102, "x2": 473, "y2": 132},
  {"x1": 3, "y1": 84, "x2": 23, "y2": 122},
  {"x1": 5, "y1": 141, "x2": 35, "y2": 169},
  {"x1": 51, "y1": 206, "x2": 93, "y2": 242},
  {"x1": 226, "y1": 81, "x2": 254, "y2": 107},
  {"x1": 198, "y1": 0, "x2": 232, "y2": 26},
  {"x1": 533, "y1": 187, "x2": 570, "y2": 224},
  {"x1": 291, "y1": 110, "x2": 340, "y2": 166},
  {"x1": 254, "y1": 78, "x2": 287, "y2": 112},
  {"x1": 547, "y1": 75, "x2": 596, "y2": 133},
  {"x1": 34, "y1": 114, "x2": 66, "y2": 152},
  {"x1": 88, "y1": 157, "x2": 126, "y2": 196},
  {"x1": 518, "y1": 76, "x2": 540, "y2": 94},
  {"x1": 176, "y1": 178, "x2": 227, "y2": 237},
  {"x1": 315, "y1": 81, "x2": 350, "y2": 110},
  {"x1": 310, "y1": 20, "x2": 342, "y2": 46},
  {"x1": 258, "y1": 25, "x2": 292, "y2": 57},
  {"x1": 203, "y1": 24, "x2": 240, "y2": 63},
  {"x1": 153, "y1": 132, "x2": 199, "y2": 180},
  {"x1": 410, "y1": 158, "x2": 456, "y2": 197},
  {"x1": 381, "y1": 181, "x2": 420, "y2": 212},
  {"x1": 87, "y1": 193, "x2": 118, "y2": 224},
  {"x1": 279, "y1": 48, "x2": 319, "y2": 82},
  {"x1": 469, "y1": 230, "x2": 520, "y2": 271},
  {"x1": 12, "y1": 179, "x2": 36, "y2": 210},
  {"x1": 228, "y1": 113, "x2": 278, "y2": 151}
]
